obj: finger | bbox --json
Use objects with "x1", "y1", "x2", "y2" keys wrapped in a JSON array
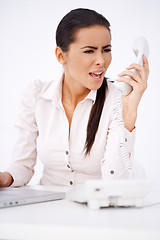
[
  {"x1": 127, "y1": 55, "x2": 149, "y2": 73},
  {"x1": 140, "y1": 55, "x2": 149, "y2": 84},
  {"x1": 126, "y1": 63, "x2": 143, "y2": 73},
  {"x1": 118, "y1": 70, "x2": 142, "y2": 83},
  {"x1": 139, "y1": 55, "x2": 149, "y2": 83},
  {"x1": 142, "y1": 54, "x2": 149, "y2": 75},
  {"x1": 126, "y1": 57, "x2": 149, "y2": 84},
  {"x1": 126, "y1": 54, "x2": 149, "y2": 71},
  {"x1": 116, "y1": 77, "x2": 137, "y2": 89}
]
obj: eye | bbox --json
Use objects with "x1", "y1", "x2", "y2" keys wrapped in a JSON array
[
  {"x1": 83, "y1": 50, "x2": 94, "y2": 54},
  {"x1": 102, "y1": 48, "x2": 111, "y2": 53}
]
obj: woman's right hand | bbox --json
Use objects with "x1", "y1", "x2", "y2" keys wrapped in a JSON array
[{"x1": 0, "y1": 172, "x2": 14, "y2": 187}]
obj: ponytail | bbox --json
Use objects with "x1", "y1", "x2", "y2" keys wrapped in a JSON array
[{"x1": 84, "y1": 78, "x2": 107, "y2": 155}]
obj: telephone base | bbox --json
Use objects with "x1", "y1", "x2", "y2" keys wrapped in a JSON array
[{"x1": 66, "y1": 179, "x2": 151, "y2": 210}]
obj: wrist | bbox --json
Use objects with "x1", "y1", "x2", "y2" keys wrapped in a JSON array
[{"x1": 123, "y1": 111, "x2": 137, "y2": 132}]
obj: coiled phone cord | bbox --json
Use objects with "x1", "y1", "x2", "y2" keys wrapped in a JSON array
[{"x1": 114, "y1": 91, "x2": 134, "y2": 178}]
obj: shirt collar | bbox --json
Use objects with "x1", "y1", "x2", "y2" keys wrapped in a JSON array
[
  {"x1": 40, "y1": 74, "x2": 97, "y2": 105},
  {"x1": 39, "y1": 75, "x2": 63, "y2": 105},
  {"x1": 85, "y1": 89, "x2": 97, "y2": 105}
]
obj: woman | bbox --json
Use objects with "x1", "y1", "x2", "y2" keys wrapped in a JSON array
[{"x1": 0, "y1": 8, "x2": 149, "y2": 187}]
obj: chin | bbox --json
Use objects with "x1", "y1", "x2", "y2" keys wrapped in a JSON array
[{"x1": 89, "y1": 81, "x2": 103, "y2": 91}]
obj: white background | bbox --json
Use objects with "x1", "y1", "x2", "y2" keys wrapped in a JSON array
[{"x1": 0, "y1": 0, "x2": 160, "y2": 185}]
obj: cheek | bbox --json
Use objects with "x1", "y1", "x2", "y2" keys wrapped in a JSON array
[
  {"x1": 71, "y1": 55, "x2": 90, "y2": 72},
  {"x1": 105, "y1": 54, "x2": 112, "y2": 67},
  {"x1": 67, "y1": 56, "x2": 80, "y2": 72}
]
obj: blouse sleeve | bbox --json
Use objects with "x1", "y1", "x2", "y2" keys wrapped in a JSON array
[
  {"x1": 7, "y1": 79, "x2": 42, "y2": 187},
  {"x1": 101, "y1": 89, "x2": 145, "y2": 179}
]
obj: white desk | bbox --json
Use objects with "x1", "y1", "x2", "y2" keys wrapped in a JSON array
[{"x1": 0, "y1": 185, "x2": 160, "y2": 240}]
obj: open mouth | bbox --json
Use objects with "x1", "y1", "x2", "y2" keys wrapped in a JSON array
[{"x1": 89, "y1": 71, "x2": 103, "y2": 81}]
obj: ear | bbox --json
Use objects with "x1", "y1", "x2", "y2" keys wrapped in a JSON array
[{"x1": 55, "y1": 47, "x2": 66, "y2": 65}]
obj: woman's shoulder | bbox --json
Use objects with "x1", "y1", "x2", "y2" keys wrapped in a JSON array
[
  {"x1": 26, "y1": 79, "x2": 54, "y2": 91},
  {"x1": 19, "y1": 79, "x2": 57, "y2": 107},
  {"x1": 23, "y1": 79, "x2": 56, "y2": 97}
]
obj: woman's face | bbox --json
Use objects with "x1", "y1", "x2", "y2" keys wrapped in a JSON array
[{"x1": 62, "y1": 25, "x2": 112, "y2": 91}]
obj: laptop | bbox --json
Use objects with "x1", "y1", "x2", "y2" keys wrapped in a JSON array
[{"x1": 0, "y1": 187, "x2": 65, "y2": 208}]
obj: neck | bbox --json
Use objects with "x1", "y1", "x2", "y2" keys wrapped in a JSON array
[{"x1": 62, "y1": 74, "x2": 90, "y2": 109}]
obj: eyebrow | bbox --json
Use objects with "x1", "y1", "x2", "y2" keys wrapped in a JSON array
[{"x1": 80, "y1": 44, "x2": 111, "y2": 50}]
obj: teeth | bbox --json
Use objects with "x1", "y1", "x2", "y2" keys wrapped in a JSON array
[
  {"x1": 89, "y1": 71, "x2": 103, "y2": 79},
  {"x1": 94, "y1": 72, "x2": 102, "y2": 75}
]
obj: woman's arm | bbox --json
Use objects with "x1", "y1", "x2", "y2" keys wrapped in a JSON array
[
  {"x1": 117, "y1": 55, "x2": 149, "y2": 132},
  {"x1": 3, "y1": 80, "x2": 41, "y2": 187}
]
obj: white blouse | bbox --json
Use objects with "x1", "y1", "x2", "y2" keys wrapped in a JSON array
[{"x1": 7, "y1": 76, "x2": 137, "y2": 187}]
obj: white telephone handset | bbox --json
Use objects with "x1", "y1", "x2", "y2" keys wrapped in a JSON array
[{"x1": 113, "y1": 36, "x2": 149, "y2": 96}]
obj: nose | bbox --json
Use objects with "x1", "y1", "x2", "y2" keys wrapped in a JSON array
[{"x1": 95, "y1": 52, "x2": 105, "y2": 66}]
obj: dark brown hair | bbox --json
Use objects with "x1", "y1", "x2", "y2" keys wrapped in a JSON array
[{"x1": 56, "y1": 8, "x2": 110, "y2": 155}]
